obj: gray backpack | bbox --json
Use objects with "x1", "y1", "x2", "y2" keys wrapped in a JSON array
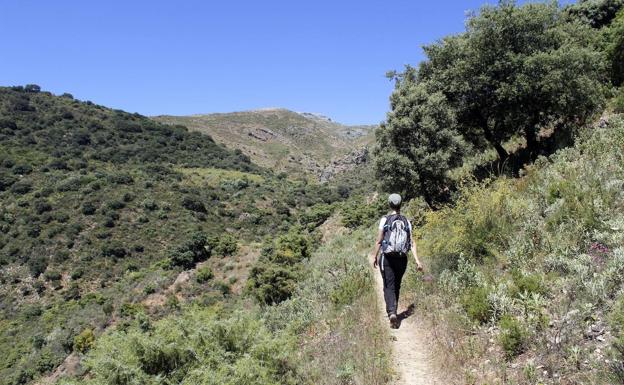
[{"x1": 381, "y1": 214, "x2": 411, "y2": 256}]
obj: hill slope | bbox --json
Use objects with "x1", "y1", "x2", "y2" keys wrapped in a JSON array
[
  {"x1": 153, "y1": 109, "x2": 376, "y2": 177},
  {"x1": 0, "y1": 86, "x2": 350, "y2": 385},
  {"x1": 403, "y1": 114, "x2": 624, "y2": 384}
]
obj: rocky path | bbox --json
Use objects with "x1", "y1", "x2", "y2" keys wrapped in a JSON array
[{"x1": 373, "y1": 268, "x2": 442, "y2": 385}]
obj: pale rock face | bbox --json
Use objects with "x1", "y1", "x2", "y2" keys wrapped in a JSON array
[
  {"x1": 153, "y1": 109, "x2": 376, "y2": 177},
  {"x1": 319, "y1": 147, "x2": 369, "y2": 182}
]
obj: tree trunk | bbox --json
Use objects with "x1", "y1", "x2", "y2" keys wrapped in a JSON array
[
  {"x1": 525, "y1": 126, "x2": 538, "y2": 159},
  {"x1": 482, "y1": 125, "x2": 508, "y2": 160}
]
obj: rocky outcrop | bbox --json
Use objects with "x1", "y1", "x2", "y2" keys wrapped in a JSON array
[{"x1": 319, "y1": 147, "x2": 369, "y2": 182}]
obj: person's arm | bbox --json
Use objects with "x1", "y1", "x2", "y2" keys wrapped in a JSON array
[
  {"x1": 412, "y1": 238, "x2": 423, "y2": 271},
  {"x1": 371, "y1": 229, "x2": 384, "y2": 268}
]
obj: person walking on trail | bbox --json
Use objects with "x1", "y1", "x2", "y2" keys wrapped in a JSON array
[{"x1": 371, "y1": 193, "x2": 423, "y2": 329}]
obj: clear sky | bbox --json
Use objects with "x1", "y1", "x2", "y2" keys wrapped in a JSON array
[{"x1": 0, "y1": 0, "x2": 574, "y2": 125}]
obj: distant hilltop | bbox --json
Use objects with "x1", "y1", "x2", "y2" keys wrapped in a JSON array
[{"x1": 153, "y1": 108, "x2": 377, "y2": 177}]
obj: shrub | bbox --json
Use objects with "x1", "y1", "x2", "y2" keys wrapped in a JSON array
[
  {"x1": 300, "y1": 203, "x2": 333, "y2": 229},
  {"x1": 101, "y1": 242, "x2": 127, "y2": 258},
  {"x1": 73, "y1": 309, "x2": 297, "y2": 384},
  {"x1": 142, "y1": 199, "x2": 158, "y2": 211},
  {"x1": 143, "y1": 284, "x2": 156, "y2": 295},
  {"x1": 246, "y1": 262, "x2": 300, "y2": 305},
  {"x1": 615, "y1": 87, "x2": 624, "y2": 113},
  {"x1": 105, "y1": 200, "x2": 125, "y2": 210},
  {"x1": 48, "y1": 159, "x2": 69, "y2": 170},
  {"x1": 74, "y1": 328, "x2": 95, "y2": 353},
  {"x1": 10, "y1": 180, "x2": 32, "y2": 194},
  {"x1": 329, "y1": 265, "x2": 370, "y2": 306},
  {"x1": 44, "y1": 269, "x2": 62, "y2": 282},
  {"x1": 462, "y1": 286, "x2": 491, "y2": 324},
  {"x1": 341, "y1": 198, "x2": 386, "y2": 229},
  {"x1": 81, "y1": 202, "x2": 96, "y2": 215},
  {"x1": 28, "y1": 256, "x2": 48, "y2": 277},
  {"x1": 0, "y1": 172, "x2": 17, "y2": 191},
  {"x1": 12, "y1": 164, "x2": 32, "y2": 175},
  {"x1": 168, "y1": 232, "x2": 208, "y2": 268},
  {"x1": 196, "y1": 266, "x2": 214, "y2": 283},
  {"x1": 499, "y1": 315, "x2": 528, "y2": 359},
  {"x1": 509, "y1": 272, "x2": 546, "y2": 299},
  {"x1": 63, "y1": 283, "x2": 81, "y2": 300},
  {"x1": 34, "y1": 200, "x2": 53, "y2": 215},
  {"x1": 215, "y1": 281, "x2": 231, "y2": 296},
  {"x1": 181, "y1": 195, "x2": 206, "y2": 213},
  {"x1": 54, "y1": 211, "x2": 70, "y2": 223},
  {"x1": 57, "y1": 176, "x2": 91, "y2": 192},
  {"x1": 207, "y1": 234, "x2": 238, "y2": 257},
  {"x1": 107, "y1": 172, "x2": 134, "y2": 185},
  {"x1": 24, "y1": 84, "x2": 41, "y2": 93}
]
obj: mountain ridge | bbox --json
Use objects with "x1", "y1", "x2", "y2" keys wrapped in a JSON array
[{"x1": 152, "y1": 108, "x2": 377, "y2": 177}]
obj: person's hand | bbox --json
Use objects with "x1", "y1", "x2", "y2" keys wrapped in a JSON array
[
  {"x1": 416, "y1": 260, "x2": 424, "y2": 272},
  {"x1": 371, "y1": 255, "x2": 378, "y2": 269}
]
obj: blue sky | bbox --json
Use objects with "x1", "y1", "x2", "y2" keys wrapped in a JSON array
[{"x1": 0, "y1": 1, "x2": 574, "y2": 125}]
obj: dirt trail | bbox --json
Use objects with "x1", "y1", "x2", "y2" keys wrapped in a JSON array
[{"x1": 374, "y1": 269, "x2": 442, "y2": 385}]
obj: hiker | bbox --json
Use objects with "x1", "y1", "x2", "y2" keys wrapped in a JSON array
[{"x1": 371, "y1": 193, "x2": 423, "y2": 328}]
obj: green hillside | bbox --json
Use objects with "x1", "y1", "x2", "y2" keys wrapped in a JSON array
[
  {"x1": 153, "y1": 109, "x2": 376, "y2": 177},
  {"x1": 0, "y1": 86, "x2": 362, "y2": 385},
  {"x1": 373, "y1": 0, "x2": 624, "y2": 383}
]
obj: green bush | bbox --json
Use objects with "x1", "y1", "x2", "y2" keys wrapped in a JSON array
[
  {"x1": 10, "y1": 180, "x2": 32, "y2": 195},
  {"x1": 207, "y1": 234, "x2": 238, "y2": 257},
  {"x1": 101, "y1": 242, "x2": 127, "y2": 258},
  {"x1": 341, "y1": 198, "x2": 386, "y2": 229},
  {"x1": 300, "y1": 203, "x2": 333, "y2": 229},
  {"x1": 0, "y1": 172, "x2": 17, "y2": 191},
  {"x1": 142, "y1": 199, "x2": 158, "y2": 211},
  {"x1": 181, "y1": 195, "x2": 206, "y2": 213},
  {"x1": 74, "y1": 329, "x2": 95, "y2": 353},
  {"x1": 509, "y1": 272, "x2": 546, "y2": 299},
  {"x1": 462, "y1": 286, "x2": 491, "y2": 324},
  {"x1": 196, "y1": 266, "x2": 214, "y2": 283},
  {"x1": 247, "y1": 262, "x2": 300, "y2": 305},
  {"x1": 615, "y1": 87, "x2": 624, "y2": 113},
  {"x1": 168, "y1": 232, "x2": 208, "y2": 268},
  {"x1": 329, "y1": 265, "x2": 370, "y2": 306},
  {"x1": 81, "y1": 202, "x2": 97, "y2": 215},
  {"x1": 67, "y1": 309, "x2": 297, "y2": 385},
  {"x1": 44, "y1": 270, "x2": 62, "y2": 282},
  {"x1": 499, "y1": 315, "x2": 528, "y2": 359}
]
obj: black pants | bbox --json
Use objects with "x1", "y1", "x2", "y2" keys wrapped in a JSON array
[{"x1": 380, "y1": 253, "x2": 408, "y2": 317}]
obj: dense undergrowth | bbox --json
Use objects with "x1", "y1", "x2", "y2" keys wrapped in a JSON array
[
  {"x1": 405, "y1": 115, "x2": 624, "y2": 384},
  {"x1": 56, "y1": 226, "x2": 390, "y2": 385}
]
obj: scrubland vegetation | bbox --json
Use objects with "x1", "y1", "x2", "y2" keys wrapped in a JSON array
[
  {"x1": 3, "y1": 0, "x2": 624, "y2": 384},
  {"x1": 377, "y1": 1, "x2": 624, "y2": 384},
  {"x1": 375, "y1": 1, "x2": 624, "y2": 383},
  {"x1": 406, "y1": 115, "x2": 624, "y2": 384},
  {"x1": 0, "y1": 86, "x2": 371, "y2": 385},
  {"x1": 56, "y1": 226, "x2": 390, "y2": 385}
]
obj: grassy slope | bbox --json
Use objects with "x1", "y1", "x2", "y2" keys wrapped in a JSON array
[
  {"x1": 153, "y1": 109, "x2": 376, "y2": 176},
  {"x1": 404, "y1": 115, "x2": 624, "y2": 384},
  {"x1": 0, "y1": 87, "x2": 348, "y2": 385}
]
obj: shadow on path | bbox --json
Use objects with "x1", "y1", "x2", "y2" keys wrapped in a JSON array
[{"x1": 396, "y1": 303, "x2": 415, "y2": 328}]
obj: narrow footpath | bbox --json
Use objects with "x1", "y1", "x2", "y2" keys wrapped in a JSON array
[{"x1": 373, "y1": 269, "x2": 442, "y2": 385}]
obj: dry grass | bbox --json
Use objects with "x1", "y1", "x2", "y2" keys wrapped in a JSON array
[{"x1": 297, "y1": 287, "x2": 392, "y2": 385}]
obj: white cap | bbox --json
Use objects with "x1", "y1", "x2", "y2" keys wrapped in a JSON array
[{"x1": 388, "y1": 193, "x2": 402, "y2": 207}]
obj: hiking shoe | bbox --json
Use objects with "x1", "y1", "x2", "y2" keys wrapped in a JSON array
[{"x1": 389, "y1": 314, "x2": 398, "y2": 329}]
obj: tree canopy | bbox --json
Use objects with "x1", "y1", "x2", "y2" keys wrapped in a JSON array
[{"x1": 376, "y1": 0, "x2": 612, "y2": 204}]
